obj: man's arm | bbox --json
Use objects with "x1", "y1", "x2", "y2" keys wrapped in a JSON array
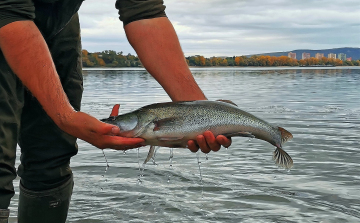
[
  {"x1": 124, "y1": 17, "x2": 231, "y2": 152},
  {"x1": 124, "y1": 17, "x2": 206, "y2": 102},
  {"x1": 0, "y1": 20, "x2": 144, "y2": 150}
]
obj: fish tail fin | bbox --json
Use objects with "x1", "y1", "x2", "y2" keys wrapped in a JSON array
[
  {"x1": 273, "y1": 147, "x2": 293, "y2": 169},
  {"x1": 278, "y1": 127, "x2": 293, "y2": 144}
]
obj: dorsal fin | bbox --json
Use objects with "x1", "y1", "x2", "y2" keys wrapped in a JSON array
[
  {"x1": 216, "y1": 99, "x2": 238, "y2": 106},
  {"x1": 278, "y1": 127, "x2": 293, "y2": 144}
]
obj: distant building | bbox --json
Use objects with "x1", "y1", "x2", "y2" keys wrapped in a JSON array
[
  {"x1": 328, "y1": 53, "x2": 336, "y2": 59},
  {"x1": 346, "y1": 57, "x2": 352, "y2": 61},
  {"x1": 338, "y1": 53, "x2": 347, "y2": 61},
  {"x1": 315, "y1": 53, "x2": 324, "y2": 59},
  {"x1": 288, "y1": 52, "x2": 296, "y2": 59},
  {"x1": 302, "y1": 52, "x2": 310, "y2": 60}
]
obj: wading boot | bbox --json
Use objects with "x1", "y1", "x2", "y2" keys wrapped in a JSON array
[
  {"x1": 0, "y1": 209, "x2": 9, "y2": 223},
  {"x1": 17, "y1": 175, "x2": 73, "y2": 223}
]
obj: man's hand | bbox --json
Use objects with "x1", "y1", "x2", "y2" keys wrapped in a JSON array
[
  {"x1": 187, "y1": 132, "x2": 232, "y2": 153},
  {"x1": 58, "y1": 109, "x2": 145, "y2": 150}
]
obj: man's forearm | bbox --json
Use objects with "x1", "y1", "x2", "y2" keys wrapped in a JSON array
[
  {"x1": 0, "y1": 20, "x2": 168, "y2": 150},
  {"x1": 124, "y1": 17, "x2": 207, "y2": 102},
  {"x1": 0, "y1": 20, "x2": 75, "y2": 127}
]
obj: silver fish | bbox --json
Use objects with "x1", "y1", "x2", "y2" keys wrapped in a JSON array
[{"x1": 101, "y1": 100, "x2": 293, "y2": 169}]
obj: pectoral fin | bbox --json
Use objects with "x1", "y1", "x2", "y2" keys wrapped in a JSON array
[
  {"x1": 222, "y1": 132, "x2": 255, "y2": 138},
  {"x1": 144, "y1": 146, "x2": 156, "y2": 164},
  {"x1": 153, "y1": 117, "x2": 182, "y2": 131}
]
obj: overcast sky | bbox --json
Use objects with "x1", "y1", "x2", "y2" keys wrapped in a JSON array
[{"x1": 79, "y1": 0, "x2": 360, "y2": 57}]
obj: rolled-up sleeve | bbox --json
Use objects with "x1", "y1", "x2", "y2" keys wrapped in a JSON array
[
  {"x1": 115, "y1": 0, "x2": 167, "y2": 26},
  {"x1": 0, "y1": 0, "x2": 35, "y2": 29}
]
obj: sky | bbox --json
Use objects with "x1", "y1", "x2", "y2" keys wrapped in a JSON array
[{"x1": 78, "y1": 0, "x2": 360, "y2": 57}]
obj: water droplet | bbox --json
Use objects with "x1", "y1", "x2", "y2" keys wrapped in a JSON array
[
  {"x1": 137, "y1": 148, "x2": 145, "y2": 184},
  {"x1": 169, "y1": 148, "x2": 174, "y2": 169},
  {"x1": 169, "y1": 148, "x2": 174, "y2": 160},
  {"x1": 101, "y1": 188, "x2": 103, "y2": 191},
  {"x1": 101, "y1": 150, "x2": 110, "y2": 188},
  {"x1": 196, "y1": 152, "x2": 203, "y2": 190},
  {"x1": 137, "y1": 178, "x2": 142, "y2": 185},
  {"x1": 102, "y1": 150, "x2": 109, "y2": 169},
  {"x1": 151, "y1": 157, "x2": 156, "y2": 165},
  {"x1": 123, "y1": 150, "x2": 127, "y2": 155},
  {"x1": 205, "y1": 154, "x2": 208, "y2": 161}
]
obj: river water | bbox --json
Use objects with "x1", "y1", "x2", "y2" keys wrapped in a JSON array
[{"x1": 9, "y1": 67, "x2": 360, "y2": 222}]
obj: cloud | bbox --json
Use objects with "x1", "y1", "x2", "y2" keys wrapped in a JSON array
[{"x1": 78, "y1": 0, "x2": 360, "y2": 56}]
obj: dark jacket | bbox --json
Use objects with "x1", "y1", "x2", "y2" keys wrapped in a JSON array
[{"x1": 0, "y1": 0, "x2": 167, "y2": 39}]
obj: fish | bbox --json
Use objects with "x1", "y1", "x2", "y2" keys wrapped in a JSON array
[{"x1": 101, "y1": 100, "x2": 294, "y2": 169}]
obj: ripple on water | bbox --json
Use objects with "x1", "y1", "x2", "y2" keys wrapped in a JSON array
[{"x1": 10, "y1": 68, "x2": 360, "y2": 222}]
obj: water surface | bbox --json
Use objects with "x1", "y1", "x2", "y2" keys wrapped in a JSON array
[{"x1": 10, "y1": 67, "x2": 360, "y2": 222}]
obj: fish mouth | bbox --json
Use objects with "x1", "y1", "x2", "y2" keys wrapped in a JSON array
[{"x1": 100, "y1": 116, "x2": 116, "y2": 123}]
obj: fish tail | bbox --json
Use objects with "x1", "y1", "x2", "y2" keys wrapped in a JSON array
[
  {"x1": 273, "y1": 147, "x2": 293, "y2": 169},
  {"x1": 278, "y1": 127, "x2": 293, "y2": 144}
]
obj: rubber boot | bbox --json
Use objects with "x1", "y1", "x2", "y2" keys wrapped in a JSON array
[
  {"x1": 18, "y1": 175, "x2": 73, "y2": 223},
  {"x1": 0, "y1": 209, "x2": 9, "y2": 223}
]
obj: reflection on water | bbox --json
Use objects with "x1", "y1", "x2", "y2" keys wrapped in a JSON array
[{"x1": 10, "y1": 67, "x2": 360, "y2": 222}]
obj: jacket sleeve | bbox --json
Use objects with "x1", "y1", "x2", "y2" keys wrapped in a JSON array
[
  {"x1": 115, "y1": 0, "x2": 167, "y2": 26},
  {"x1": 0, "y1": 0, "x2": 35, "y2": 29}
]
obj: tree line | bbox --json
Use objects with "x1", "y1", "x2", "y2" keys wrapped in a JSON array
[
  {"x1": 82, "y1": 50, "x2": 360, "y2": 67},
  {"x1": 186, "y1": 55, "x2": 359, "y2": 67},
  {"x1": 82, "y1": 50, "x2": 141, "y2": 67}
]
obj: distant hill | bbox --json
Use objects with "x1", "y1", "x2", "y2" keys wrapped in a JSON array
[{"x1": 247, "y1": 47, "x2": 360, "y2": 60}]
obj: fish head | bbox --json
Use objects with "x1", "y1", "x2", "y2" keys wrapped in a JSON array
[{"x1": 101, "y1": 113, "x2": 139, "y2": 137}]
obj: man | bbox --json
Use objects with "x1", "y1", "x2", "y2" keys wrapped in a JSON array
[{"x1": 0, "y1": 0, "x2": 231, "y2": 222}]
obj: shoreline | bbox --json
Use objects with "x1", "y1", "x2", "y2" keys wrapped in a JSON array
[{"x1": 83, "y1": 66, "x2": 360, "y2": 71}]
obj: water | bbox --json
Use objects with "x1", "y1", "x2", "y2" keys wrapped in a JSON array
[{"x1": 9, "y1": 67, "x2": 360, "y2": 222}]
